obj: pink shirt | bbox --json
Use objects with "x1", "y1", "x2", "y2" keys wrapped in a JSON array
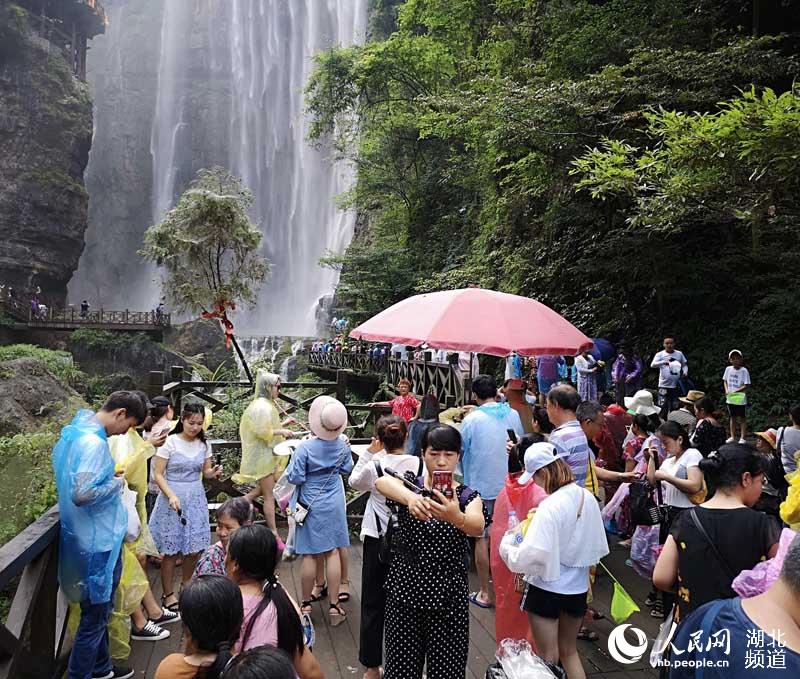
[{"x1": 235, "y1": 593, "x2": 278, "y2": 652}]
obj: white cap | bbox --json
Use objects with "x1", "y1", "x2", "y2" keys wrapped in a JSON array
[{"x1": 519, "y1": 442, "x2": 568, "y2": 485}]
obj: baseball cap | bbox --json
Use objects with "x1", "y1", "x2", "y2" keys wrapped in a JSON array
[{"x1": 519, "y1": 442, "x2": 568, "y2": 485}]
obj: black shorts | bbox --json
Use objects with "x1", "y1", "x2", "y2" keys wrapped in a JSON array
[
  {"x1": 727, "y1": 403, "x2": 747, "y2": 418},
  {"x1": 521, "y1": 584, "x2": 588, "y2": 620}
]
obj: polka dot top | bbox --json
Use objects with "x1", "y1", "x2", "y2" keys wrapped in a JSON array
[{"x1": 386, "y1": 484, "x2": 487, "y2": 609}]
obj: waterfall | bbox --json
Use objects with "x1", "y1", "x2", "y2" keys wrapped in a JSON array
[{"x1": 73, "y1": 0, "x2": 368, "y2": 334}]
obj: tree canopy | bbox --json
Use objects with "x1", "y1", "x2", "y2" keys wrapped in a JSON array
[{"x1": 307, "y1": 0, "x2": 800, "y2": 424}]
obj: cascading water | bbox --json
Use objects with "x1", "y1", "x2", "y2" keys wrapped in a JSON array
[{"x1": 72, "y1": 0, "x2": 368, "y2": 335}]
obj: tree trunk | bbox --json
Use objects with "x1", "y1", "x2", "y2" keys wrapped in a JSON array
[{"x1": 230, "y1": 334, "x2": 254, "y2": 384}]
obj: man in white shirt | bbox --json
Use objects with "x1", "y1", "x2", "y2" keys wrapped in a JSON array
[{"x1": 650, "y1": 337, "x2": 688, "y2": 417}]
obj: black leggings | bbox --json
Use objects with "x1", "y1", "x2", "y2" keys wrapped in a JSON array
[{"x1": 359, "y1": 536, "x2": 390, "y2": 668}]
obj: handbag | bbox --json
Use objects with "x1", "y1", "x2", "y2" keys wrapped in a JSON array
[
  {"x1": 292, "y1": 449, "x2": 348, "y2": 527},
  {"x1": 630, "y1": 449, "x2": 666, "y2": 526}
]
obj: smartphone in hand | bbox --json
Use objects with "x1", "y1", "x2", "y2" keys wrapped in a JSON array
[
  {"x1": 507, "y1": 428, "x2": 518, "y2": 444},
  {"x1": 432, "y1": 470, "x2": 454, "y2": 501}
]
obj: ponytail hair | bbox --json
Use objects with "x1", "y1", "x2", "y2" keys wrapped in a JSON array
[
  {"x1": 142, "y1": 396, "x2": 172, "y2": 432},
  {"x1": 376, "y1": 415, "x2": 408, "y2": 451},
  {"x1": 171, "y1": 402, "x2": 207, "y2": 442},
  {"x1": 179, "y1": 575, "x2": 243, "y2": 679},
  {"x1": 699, "y1": 443, "x2": 766, "y2": 495},
  {"x1": 227, "y1": 525, "x2": 304, "y2": 658}
]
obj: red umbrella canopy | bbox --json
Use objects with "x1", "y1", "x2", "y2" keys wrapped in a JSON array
[{"x1": 349, "y1": 288, "x2": 591, "y2": 357}]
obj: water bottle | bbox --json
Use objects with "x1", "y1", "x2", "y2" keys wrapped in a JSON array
[{"x1": 507, "y1": 510, "x2": 523, "y2": 544}]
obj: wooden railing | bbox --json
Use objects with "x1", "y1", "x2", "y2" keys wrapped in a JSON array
[
  {"x1": 0, "y1": 506, "x2": 68, "y2": 679},
  {"x1": 26, "y1": 308, "x2": 170, "y2": 329},
  {"x1": 309, "y1": 350, "x2": 469, "y2": 407}
]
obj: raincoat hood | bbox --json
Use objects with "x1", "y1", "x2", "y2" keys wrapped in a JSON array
[{"x1": 53, "y1": 410, "x2": 127, "y2": 605}]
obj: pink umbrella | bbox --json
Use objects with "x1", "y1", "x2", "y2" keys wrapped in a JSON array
[{"x1": 349, "y1": 288, "x2": 591, "y2": 357}]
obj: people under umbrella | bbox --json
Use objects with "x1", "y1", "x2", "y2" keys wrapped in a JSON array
[{"x1": 51, "y1": 329, "x2": 800, "y2": 679}]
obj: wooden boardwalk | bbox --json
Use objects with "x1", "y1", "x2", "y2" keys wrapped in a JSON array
[{"x1": 127, "y1": 536, "x2": 661, "y2": 678}]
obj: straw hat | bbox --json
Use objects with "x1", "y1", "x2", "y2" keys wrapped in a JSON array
[
  {"x1": 679, "y1": 390, "x2": 706, "y2": 406},
  {"x1": 308, "y1": 396, "x2": 348, "y2": 440},
  {"x1": 624, "y1": 390, "x2": 661, "y2": 416},
  {"x1": 755, "y1": 429, "x2": 777, "y2": 450}
]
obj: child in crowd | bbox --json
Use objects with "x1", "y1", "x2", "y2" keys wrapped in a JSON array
[
  {"x1": 225, "y1": 525, "x2": 323, "y2": 679},
  {"x1": 723, "y1": 349, "x2": 750, "y2": 444},
  {"x1": 149, "y1": 403, "x2": 223, "y2": 612},
  {"x1": 154, "y1": 575, "x2": 242, "y2": 679}
]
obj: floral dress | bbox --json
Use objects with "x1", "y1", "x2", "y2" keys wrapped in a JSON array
[
  {"x1": 148, "y1": 436, "x2": 211, "y2": 556},
  {"x1": 391, "y1": 395, "x2": 420, "y2": 423}
]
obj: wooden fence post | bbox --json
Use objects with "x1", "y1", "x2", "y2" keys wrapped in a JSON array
[
  {"x1": 171, "y1": 365, "x2": 184, "y2": 413},
  {"x1": 148, "y1": 371, "x2": 165, "y2": 398},
  {"x1": 336, "y1": 370, "x2": 348, "y2": 404}
]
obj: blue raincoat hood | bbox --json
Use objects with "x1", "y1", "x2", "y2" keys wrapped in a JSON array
[
  {"x1": 53, "y1": 410, "x2": 126, "y2": 604},
  {"x1": 478, "y1": 401, "x2": 514, "y2": 420}
]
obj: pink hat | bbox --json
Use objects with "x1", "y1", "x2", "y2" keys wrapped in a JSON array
[{"x1": 308, "y1": 396, "x2": 348, "y2": 440}]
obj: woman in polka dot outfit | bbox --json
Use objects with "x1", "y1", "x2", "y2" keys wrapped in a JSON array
[{"x1": 375, "y1": 424, "x2": 488, "y2": 679}]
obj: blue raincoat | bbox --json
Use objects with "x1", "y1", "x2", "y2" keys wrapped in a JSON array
[{"x1": 53, "y1": 410, "x2": 127, "y2": 605}]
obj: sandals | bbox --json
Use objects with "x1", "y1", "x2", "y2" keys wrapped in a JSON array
[
  {"x1": 468, "y1": 591, "x2": 494, "y2": 609},
  {"x1": 301, "y1": 600, "x2": 313, "y2": 614},
  {"x1": 329, "y1": 603, "x2": 347, "y2": 627},
  {"x1": 338, "y1": 580, "x2": 351, "y2": 603},
  {"x1": 310, "y1": 583, "x2": 328, "y2": 603},
  {"x1": 161, "y1": 592, "x2": 179, "y2": 613}
]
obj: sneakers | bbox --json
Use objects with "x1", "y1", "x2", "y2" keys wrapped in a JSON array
[
  {"x1": 644, "y1": 591, "x2": 658, "y2": 607},
  {"x1": 739, "y1": 438, "x2": 747, "y2": 444},
  {"x1": 150, "y1": 607, "x2": 181, "y2": 626},
  {"x1": 131, "y1": 620, "x2": 170, "y2": 642},
  {"x1": 725, "y1": 437, "x2": 735, "y2": 443},
  {"x1": 93, "y1": 667, "x2": 135, "y2": 679}
]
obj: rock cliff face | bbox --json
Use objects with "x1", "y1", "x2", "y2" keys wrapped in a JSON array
[{"x1": 0, "y1": 3, "x2": 93, "y2": 303}]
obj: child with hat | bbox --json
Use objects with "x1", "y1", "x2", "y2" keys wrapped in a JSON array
[{"x1": 723, "y1": 350, "x2": 750, "y2": 444}]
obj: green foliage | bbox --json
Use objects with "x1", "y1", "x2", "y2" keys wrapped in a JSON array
[
  {"x1": 305, "y1": 0, "x2": 800, "y2": 428},
  {"x1": 0, "y1": 344, "x2": 84, "y2": 386},
  {"x1": 139, "y1": 167, "x2": 269, "y2": 316},
  {"x1": 71, "y1": 329, "x2": 149, "y2": 351}
]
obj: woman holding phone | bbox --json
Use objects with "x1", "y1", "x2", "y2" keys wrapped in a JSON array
[{"x1": 376, "y1": 424, "x2": 487, "y2": 679}]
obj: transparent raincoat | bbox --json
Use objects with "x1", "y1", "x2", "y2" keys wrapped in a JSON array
[
  {"x1": 233, "y1": 370, "x2": 285, "y2": 483},
  {"x1": 52, "y1": 410, "x2": 127, "y2": 605}
]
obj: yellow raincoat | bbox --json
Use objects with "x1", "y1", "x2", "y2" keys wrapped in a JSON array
[{"x1": 233, "y1": 371, "x2": 286, "y2": 483}]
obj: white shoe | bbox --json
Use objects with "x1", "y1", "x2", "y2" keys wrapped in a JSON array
[
  {"x1": 725, "y1": 437, "x2": 735, "y2": 443},
  {"x1": 739, "y1": 438, "x2": 747, "y2": 444}
]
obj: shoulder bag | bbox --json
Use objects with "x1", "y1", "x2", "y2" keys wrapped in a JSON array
[
  {"x1": 629, "y1": 448, "x2": 666, "y2": 526},
  {"x1": 688, "y1": 508, "x2": 736, "y2": 582}
]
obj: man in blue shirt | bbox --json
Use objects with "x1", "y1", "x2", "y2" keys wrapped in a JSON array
[
  {"x1": 461, "y1": 374, "x2": 524, "y2": 608},
  {"x1": 669, "y1": 533, "x2": 800, "y2": 678}
]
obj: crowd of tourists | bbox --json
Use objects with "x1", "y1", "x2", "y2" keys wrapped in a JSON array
[{"x1": 52, "y1": 334, "x2": 800, "y2": 679}]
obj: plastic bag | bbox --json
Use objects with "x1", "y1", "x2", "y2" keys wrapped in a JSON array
[
  {"x1": 122, "y1": 483, "x2": 141, "y2": 542},
  {"x1": 630, "y1": 524, "x2": 660, "y2": 579},
  {"x1": 780, "y1": 471, "x2": 800, "y2": 529},
  {"x1": 601, "y1": 482, "x2": 631, "y2": 521},
  {"x1": 273, "y1": 469, "x2": 297, "y2": 512},
  {"x1": 495, "y1": 639, "x2": 558, "y2": 679},
  {"x1": 733, "y1": 527, "x2": 797, "y2": 597}
]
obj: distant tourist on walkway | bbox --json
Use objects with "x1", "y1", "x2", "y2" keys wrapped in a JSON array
[
  {"x1": 461, "y1": 374, "x2": 524, "y2": 608},
  {"x1": 535, "y1": 355, "x2": 563, "y2": 405},
  {"x1": 156, "y1": 301, "x2": 166, "y2": 322},
  {"x1": 349, "y1": 416, "x2": 420, "y2": 679},
  {"x1": 724, "y1": 349, "x2": 750, "y2": 443},
  {"x1": 80, "y1": 299, "x2": 90, "y2": 318},
  {"x1": 500, "y1": 442, "x2": 609, "y2": 679},
  {"x1": 458, "y1": 351, "x2": 479, "y2": 381},
  {"x1": 779, "y1": 405, "x2": 800, "y2": 474},
  {"x1": 154, "y1": 575, "x2": 242, "y2": 679},
  {"x1": 611, "y1": 345, "x2": 643, "y2": 404},
  {"x1": 149, "y1": 403, "x2": 222, "y2": 613},
  {"x1": 376, "y1": 424, "x2": 487, "y2": 679},
  {"x1": 286, "y1": 396, "x2": 353, "y2": 625},
  {"x1": 574, "y1": 345, "x2": 599, "y2": 402},
  {"x1": 651, "y1": 336, "x2": 688, "y2": 416},
  {"x1": 668, "y1": 389, "x2": 704, "y2": 436},
  {"x1": 368, "y1": 379, "x2": 419, "y2": 423},
  {"x1": 53, "y1": 391, "x2": 147, "y2": 679},
  {"x1": 406, "y1": 394, "x2": 440, "y2": 456}
]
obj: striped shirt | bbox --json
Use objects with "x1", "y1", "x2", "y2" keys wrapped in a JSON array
[{"x1": 550, "y1": 420, "x2": 593, "y2": 486}]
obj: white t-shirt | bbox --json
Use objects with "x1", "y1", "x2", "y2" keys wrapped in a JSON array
[
  {"x1": 659, "y1": 448, "x2": 703, "y2": 508},
  {"x1": 155, "y1": 435, "x2": 212, "y2": 460},
  {"x1": 723, "y1": 366, "x2": 751, "y2": 405},
  {"x1": 651, "y1": 350, "x2": 688, "y2": 388}
]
